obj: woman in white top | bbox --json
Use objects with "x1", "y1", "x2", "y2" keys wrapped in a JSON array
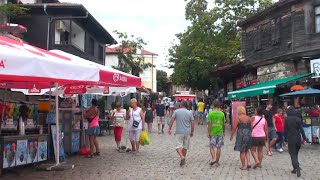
[
  {"x1": 111, "y1": 102, "x2": 126, "y2": 151},
  {"x1": 127, "y1": 98, "x2": 145, "y2": 153}
]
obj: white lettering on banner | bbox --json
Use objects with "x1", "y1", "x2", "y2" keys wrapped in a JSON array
[
  {"x1": 263, "y1": 90, "x2": 270, "y2": 94},
  {"x1": 113, "y1": 73, "x2": 127, "y2": 82},
  {"x1": 68, "y1": 89, "x2": 84, "y2": 94},
  {"x1": 0, "y1": 59, "x2": 6, "y2": 69},
  {"x1": 70, "y1": 85, "x2": 85, "y2": 90},
  {"x1": 232, "y1": 95, "x2": 236, "y2": 98}
]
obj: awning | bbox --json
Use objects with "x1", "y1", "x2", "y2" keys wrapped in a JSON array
[{"x1": 228, "y1": 73, "x2": 312, "y2": 99}]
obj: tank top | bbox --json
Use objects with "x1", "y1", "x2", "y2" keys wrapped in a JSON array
[
  {"x1": 129, "y1": 107, "x2": 142, "y2": 130},
  {"x1": 89, "y1": 108, "x2": 99, "y2": 128},
  {"x1": 251, "y1": 116, "x2": 266, "y2": 137}
]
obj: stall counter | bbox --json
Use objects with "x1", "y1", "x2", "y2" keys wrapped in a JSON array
[{"x1": 0, "y1": 134, "x2": 48, "y2": 174}]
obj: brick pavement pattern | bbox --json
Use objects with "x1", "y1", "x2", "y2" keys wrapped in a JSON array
[{"x1": 1, "y1": 123, "x2": 320, "y2": 180}]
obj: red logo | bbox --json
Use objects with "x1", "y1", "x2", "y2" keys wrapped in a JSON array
[
  {"x1": 113, "y1": 73, "x2": 127, "y2": 82},
  {"x1": 65, "y1": 85, "x2": 86, "y2": 94},
  {"x1": 0, "y1": 59, "x2": 6, "y2": 68},
  {"x1": 103, "y1": 87, "x2": 109, "y2": 94}
]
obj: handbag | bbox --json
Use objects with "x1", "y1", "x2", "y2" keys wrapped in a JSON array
[{"x1": 132, "y1": 110, "x2": 141, "y2": 128}]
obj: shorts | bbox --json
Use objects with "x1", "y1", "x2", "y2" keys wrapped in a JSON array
[
  {"x1": 87, "y1": 126, "x2": 100, "y2": 136},
  {"x1": 157, "y1": 116, "x2": 165, "y2": 124},
  {"x1": 198, "y1": 112, "x2": 204, "y2": 117},
  {"x1": 166, "y1": 106, "x2": 169, "y2": 111},
  {"x1": 176, "y1": 134, "x2": 191, "y2": 149},
  {"x1": 252, "y1": 137, "x2": 266, "y2": 146},
  {"x1": 129, "y1": 129, "x2": 142, "y2": 142},
  {"x1": 210, "y1": 135, "x2": 224, "y2": 148},
  {"x1": 268, "y1": 127, "x2": 277, "y2": 140}
]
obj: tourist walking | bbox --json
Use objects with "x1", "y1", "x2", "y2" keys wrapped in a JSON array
[
  {"x1": 251, "y1": 108, "x2": 268, "y2": 169},
  {"x1": 197, "y1": 99, "x2": 205, "y2": 125},
  {"x1": 284, "y1": 106, "x2": 307, "y2": 177},
  {"x1": 207, "y1": 101, "x2": 225, "y2": 167},
  {"x1": 263, "y1": 102, "x2": 277, "y2": 156},
  {"x1": 274, "y1": 108, "x2": 285, "y2": 152},
  {"x1": 127, "y1": 98, "x2": 145, "y2": 153},
  {"x1": 145, "y1": 103, "x2": 154, "y2": 133},
  {"x1": 168, "y1": 100, "x2": 194, "y2": 167},
  {"x1": 230, "y1": 106, "x2": 252, "y2": 170},
  {"x1": 154, "y1": 98, "x2": 166, "y2": 134},
  {"x1": 169, "y1": 100, "x2": 175, "y2": 116},
  {"x1": 86, "y1": 99, "x2": 100, "y2": 158},
  {"x1": 110, "y1": 102, "x2": 126, "y2": 151}
]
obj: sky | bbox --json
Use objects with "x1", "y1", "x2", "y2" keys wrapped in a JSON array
[{"x1": 60, "y1": 0, "x2": 190, "y2": 75}]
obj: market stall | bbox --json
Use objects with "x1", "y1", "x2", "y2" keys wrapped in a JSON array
[
  {"x1": 280, "y1": 88, "x2": 320, "y2": 144},
  {"x1": 0, "y1": 35, "x2": 101, "y2": 174}
]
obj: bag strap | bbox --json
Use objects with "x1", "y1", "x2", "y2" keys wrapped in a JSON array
[{"x1": 252, "y1": 117, "x2": 263, "y2": 130}]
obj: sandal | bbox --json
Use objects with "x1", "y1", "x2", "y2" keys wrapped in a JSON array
[
  {"x1": 215, "y1": 162, "x2": 220, "y2": 167},
  {"x1": 247, "y1": 165, "x2": 251, "y2": 169},
  {"x1": 240, "y1": 167, "x2": 247, "y2": 170},
  {"x1": 253, "y1": 163, "x2": 260, "y2": 169},
  {"x1": 94, "y1": 152, "x2": 101, "y2": 156},
  {"x1": 86, "y1": 154, "x2": 94, "y2": 158},
  {"x1": 209, "y1": 161, "x2": 216, "y2": 166}
]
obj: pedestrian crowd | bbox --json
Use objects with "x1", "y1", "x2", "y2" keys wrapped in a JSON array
[{"x1": 87, "y1": 97, "x2": 308, "y2": 178}]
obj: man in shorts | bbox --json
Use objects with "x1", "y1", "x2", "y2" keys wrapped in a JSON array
[
  {"x1": 154, "y1": 98, "x2": 166, "y2": 134},
  {"x1": 168, "y1": 101, "x2": 194, "y2": 167},
  {"x1": 197, "y1": 99, "x2": 205, "y2": 125},
  {"x1": 207, "y1": 101, "x2": 225, "y2": 166},
  {"x1": 263, "y1": 101, "x2": 277, "y2": 156}
]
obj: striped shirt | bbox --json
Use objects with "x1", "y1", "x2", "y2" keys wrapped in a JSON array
[{"x1": 113, "y1": 109, "x2": 126, "y2": 127}]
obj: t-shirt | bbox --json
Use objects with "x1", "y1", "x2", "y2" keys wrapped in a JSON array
[
  {"x1": 197, "y1": 102, "x2": 205, "y2": 112},
  {"x1": 263, "y1": 109, "x2": 274, "y2": 128},
  {"x1": 169, "y1": 102, "x2": 175, "y2": 108},
  {"x1": 274, "y1": 114, "x2": 284, "y2": 132},
  {"x1": 172, "y1": 108, "x2": 194, "y2": 134},
  {"x1": 113, "y1": 109, "x2": 126, "y2": 127},
  {"x1": 155, "y1": 104, "x2": 165, "y2": 116},
  {"x1": 208, "y1": 110, "x2": 225, "y2": 136}
]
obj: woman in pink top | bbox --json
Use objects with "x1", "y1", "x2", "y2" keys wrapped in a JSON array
[
  {"x1": 251, "y1": 107, "x2": 268, "y2": 169},
  {"x1": 86, "y1": 99, "x2": 100, "y2": 158}
]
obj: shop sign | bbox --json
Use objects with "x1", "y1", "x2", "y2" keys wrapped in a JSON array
[
  {"x1": 311, "y1": 59, "x2": 320, "y2": 78},
  {"x1": 65, "y1": 85, "x2": 86, "y2": 94},
  {"x1": 236, "y1": 73, "x2": 257, "y2": 89}
]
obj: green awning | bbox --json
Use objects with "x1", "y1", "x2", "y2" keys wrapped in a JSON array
[{"x1": 228, "y1": 73, "x2": 313, "y2": 99}]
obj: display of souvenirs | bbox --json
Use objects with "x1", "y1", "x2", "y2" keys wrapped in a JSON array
[
  {"x1": 37, "y1": 140, "x2": 47, "y2": 162},
  {"x1": 312, "y1": 126, "x2": 320, "y2": 143},
  {"x1": 303, "y1": 126, "x2": 312, "y2": 143},
  {"x1": 27, "y1": 139, "x2": 38, "y2": 163},
  {"x1": 3, "y1": 141, "x2": 16, "y2": 168},
  {"x1": 71, "y1": 132, "x2": 80, "y2": 153},
  {"x1": 16, "y1": 140, "x2": 28, "y2": 166}
]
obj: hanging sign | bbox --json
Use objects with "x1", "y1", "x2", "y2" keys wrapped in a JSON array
[
  {"x1": 65, "y1": 85, "x2": 86, "y2": 94},
  {"x1": 311, "y1": 59, "x2": 320, "y2": 78}
]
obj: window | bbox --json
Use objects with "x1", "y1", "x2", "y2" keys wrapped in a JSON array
[
  {"x1": 98, "y1": 45, "x2": 103, "y2": 62},
  {"x1": 88, "y1": 37, "x2": 95, "y2": 56},
  {"x1": 315, "y1": 6, "x2": 320, "y2": 33},
  {"x1": 254, "y1": 26, "x2": 262, "y2": 51},
  {"x1": 271, "y1": 18, "x2": 281, "y2": 45}
]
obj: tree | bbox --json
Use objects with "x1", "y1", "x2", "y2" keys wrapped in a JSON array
[
  {"x1": 156, "y1": 70, "x2": 168, "y2": 94},
  {"x1": 0, "y1": 3, "x2": 28, "y2": 23},
  {"x1": 112, "y1": 31, "x2": 154, "y2": 77},
  {"x1": 169, "y1": 0, "x2": 272, "y2": 91}
]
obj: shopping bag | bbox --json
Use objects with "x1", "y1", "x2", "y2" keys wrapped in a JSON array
[
  {"x1": 144, "y1": 131, "x2": 150, "y2": 145},
  {"x1": 139, "y1": 130, "x2": 147, "y2": 146},
  {"x1": 166, "y1": 117, "x2": 170, "y2": 126}
]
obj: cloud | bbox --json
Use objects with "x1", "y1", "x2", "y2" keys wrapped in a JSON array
[{"x1": 60, "y1": 0, "x2": 189, "y2": 75}]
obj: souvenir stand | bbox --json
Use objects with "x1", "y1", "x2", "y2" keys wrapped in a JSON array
[
  {"x1": 0, "y1": 35, "x2": 101, "y2": 174},
  {"x1": 280, "y1": 88, "x2": 320, "y2": 143}
]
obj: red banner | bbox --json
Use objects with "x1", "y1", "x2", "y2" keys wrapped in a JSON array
[{"x1": 64, "y1": 85, "x2": 86, "y2": 94}]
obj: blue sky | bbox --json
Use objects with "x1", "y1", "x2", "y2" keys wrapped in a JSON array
[{"x1": 61, "y1": 0, "x2": 190, "y2": 74}]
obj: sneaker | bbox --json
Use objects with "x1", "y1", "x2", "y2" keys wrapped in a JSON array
[
  {"x1": 279, "y1": 148, "x2": 283, "y2": 153},
  {"x1": 180, "y1": 158, "x2": 186, "y2": 166},
  {"x1": 297, "y1": 167, "x2": 301, "y2": 177}
]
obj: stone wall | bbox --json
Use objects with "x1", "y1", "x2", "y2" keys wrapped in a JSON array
[{"x1": 257, "y1": 61, "x2": 296, "y2": 82}]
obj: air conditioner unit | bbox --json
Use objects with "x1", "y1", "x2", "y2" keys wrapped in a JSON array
[{"x1": 55, "y1": 20, "x2": 65, "y2": 32}]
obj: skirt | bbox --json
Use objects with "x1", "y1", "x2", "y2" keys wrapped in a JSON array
[
  {"x1": 252, "y1": 137, "x2": 266, "y2": 146},
  {"x1": 87, "y1": 126, "x2": 100, "y2": 136}
]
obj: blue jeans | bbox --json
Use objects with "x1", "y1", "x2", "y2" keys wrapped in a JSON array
[{"x1": 276, "y1": 132, "x2": 284, "y2": 149}]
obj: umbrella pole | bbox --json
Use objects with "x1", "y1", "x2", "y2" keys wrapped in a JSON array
[{"x1": 55, "y1": 83, "x2": 60, "y2": 165}]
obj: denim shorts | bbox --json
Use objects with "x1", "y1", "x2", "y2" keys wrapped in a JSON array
[
  {"x1": 268, "y1": 127, "x2": 277, "y2": 140},
  {"x1": 87, "y1": 126, "x2": 100, "y2": 136}
]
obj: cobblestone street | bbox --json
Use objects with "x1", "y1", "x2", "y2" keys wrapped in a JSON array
[{"x1": 1, "y1": 123, "x2": 320, "y2": 180}]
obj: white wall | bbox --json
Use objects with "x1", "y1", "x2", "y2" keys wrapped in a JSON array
[
  {"x1": 71, "y1": 21, "x2": 85, "y2": 51},
  {"x1": 20, "y1": 0, "x2": 36, "y2": 4},
  {"x1": 105, "y1": 54, "x2": 119, "y2": 67},
  {"x1": 141, "y1": 67, "x2": 151, "y2": 82}
]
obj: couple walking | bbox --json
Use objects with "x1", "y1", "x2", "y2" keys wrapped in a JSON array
[
  {"x1": 230, "y1": 105, "x2": 307, "y2": 177},
  {"x1": 168, "y1": 100, "x2": 225, "y2": 167}
]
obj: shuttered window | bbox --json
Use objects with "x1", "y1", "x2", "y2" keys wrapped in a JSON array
[{"x1": 315, "y1": 6, "x2": 320, "y2": 33}]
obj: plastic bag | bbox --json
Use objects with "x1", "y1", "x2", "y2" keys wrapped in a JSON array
[
  {"x1": 144, "y1": 133, "x2": 150, "y2": 145},
  {"x1": 139, "y1": 130, "x2": 147, "y2": 146},
  {"x1": 166, "y1": 117, "x2": 170, "y2": 126}
]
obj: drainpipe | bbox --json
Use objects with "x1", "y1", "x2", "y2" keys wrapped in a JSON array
[
  {"x1": 43, "y1": 4, "x2": 89, "y2": 50},
  {"x1": 151, "y1": 54, "x2": 154, "y2": 92}
]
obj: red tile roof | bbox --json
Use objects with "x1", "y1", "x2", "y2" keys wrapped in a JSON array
[{"x1": 106, "y1": 47, "x2": 158, "y2": 56}]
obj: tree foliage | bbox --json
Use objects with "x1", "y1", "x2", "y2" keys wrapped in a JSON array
[
  {"x1": 156, "y1": 70, "x2": 168, "y2": 94},
  {"x1": 169, "y1": 0, "x2": 272, "y2": 90},
  {"x1": 0, "y1": 3, "x2": 28, "y2": 22},
  {"x1": 112, "y1": 31, "x2": 154, "y2": 77}
]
